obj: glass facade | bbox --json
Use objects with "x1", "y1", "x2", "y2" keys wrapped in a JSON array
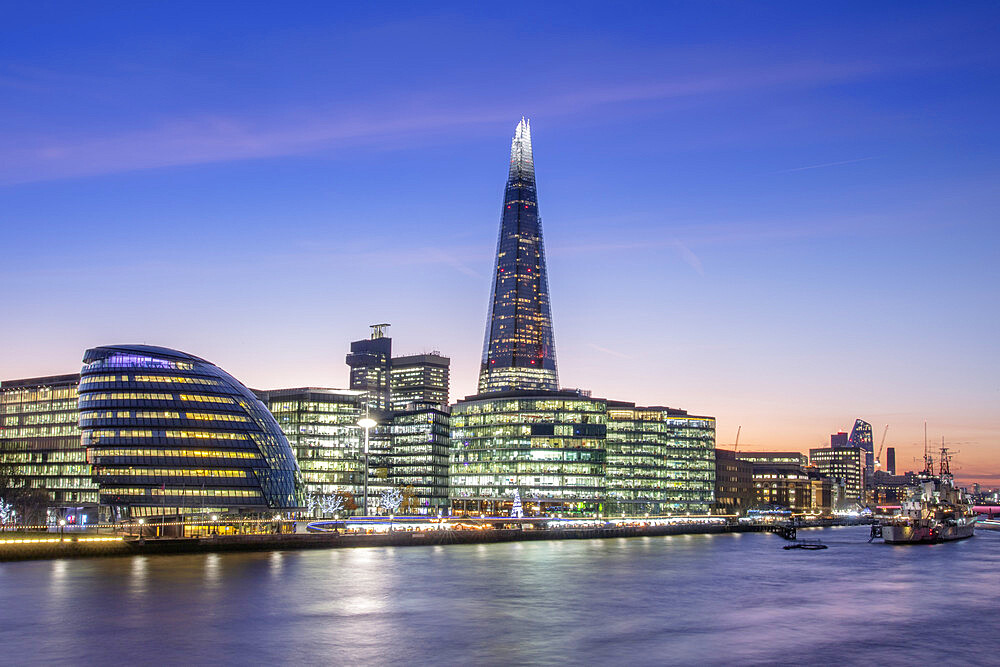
[
  {"x1": 0, "y1": 374, "x2": 98, "y2": 509},
  {"x1": 390, "y1": 353, "x2": 450, "y2": 411},
  {"x1": 847, "y1": 418, "x2": 875, "y2": 488},
  {"x1": 479, "y1": 118, "x2": 559, "y2": 394},
  {"x1": 605, "y1": 405, "x2": 716, "y2": 515},
  {"x1": 450, "y1": 391, "x2": 607, "y2": 516},
  {"x1": 809, "y1": 445, "x2": 866, "y2": 505},
  {"x1": 256, "y1": 388, "x2": 365, "y2": 505},
  {"x1": 388, "y1": 402, "x2": 450, "y2": 513},
  {"x1": 346, "y1": 328, "x2": 392, "y2": 413},
  {"x1": 80, "y1": 345, "x2": 301, "y2": 518}
]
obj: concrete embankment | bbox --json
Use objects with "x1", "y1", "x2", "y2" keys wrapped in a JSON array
[{"x1": 0, "y1": 521, "x2": 856, "y2": 562}]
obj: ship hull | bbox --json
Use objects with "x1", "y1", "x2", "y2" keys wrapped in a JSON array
[{"x1": 882, "y1": 523, "x2": 974, "y2": 544}]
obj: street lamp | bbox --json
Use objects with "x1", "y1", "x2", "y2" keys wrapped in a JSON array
[{"x1": 358, "y1": 416, "x2": 377, "y2": 517}]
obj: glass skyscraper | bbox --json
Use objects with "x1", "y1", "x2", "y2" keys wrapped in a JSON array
[
  {"x1": 479, "y1": 118, "x2": 559, "y2": 394},
  {"x1": 847, "y1": 418, "x2": 875, "y2": 488}
]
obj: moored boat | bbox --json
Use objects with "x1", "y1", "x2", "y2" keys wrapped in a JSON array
[{"x1": 879, "y1": 445, "x2": 975, "y2": 545}]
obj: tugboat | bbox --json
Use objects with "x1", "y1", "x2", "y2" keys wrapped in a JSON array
[{"x1": 879, "y1": 444, "x2": 976, "y2": 544}]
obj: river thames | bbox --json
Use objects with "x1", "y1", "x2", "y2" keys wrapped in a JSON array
[{"x1": 1, "y1": 525, "x2": 997, "y2": 665}]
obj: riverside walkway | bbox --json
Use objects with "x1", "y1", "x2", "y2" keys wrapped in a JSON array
[{"x1": 0, "y1": 515, "x2": 859, "y2": 562}]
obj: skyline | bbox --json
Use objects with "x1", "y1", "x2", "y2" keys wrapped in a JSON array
[{"x1": 1, "y1": 3, "x2": 998, "y2": 484}]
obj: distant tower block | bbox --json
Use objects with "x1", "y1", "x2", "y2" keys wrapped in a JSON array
[
  {"x1": 849, "y1": 419, "x2": 875, "y2": 487},
  {"x1": 346, "y1": 324, "x2": 392, "y2": 412},
  {"x1": 478, "y1": 118, "x2": 559, "y2": 394},
  {"x1": 886, "y1": 447, "x2": 896, "y2": 476}
]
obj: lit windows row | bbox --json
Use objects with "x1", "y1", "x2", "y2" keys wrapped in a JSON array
[
  {"x1": 87, "y1": 429, "x2": 250, "y2": 441},
  {"x1": 90, "y1": 448, "x2": 259, "y2": 460},
  {"x1": 80, "y1": 410, "x2": 250, "y2": 422},
  {"x1": 132, "y1": 375, "x2": 222, "y2": 386},
  {"x1": 79, "y1": 392, "x2": 236, "y2": 405},
  {"x1": 85, "y1": 354, "x2": 193, "y2": 371},
  {"x1": 103, "y1": 487, "x2": 260, "y2": 498},
  {"x1": 0, "y1": 425, "x2": 78, "y2": 437},
  {"x1": 96, "y1": 467, "x2": 248, "y2": 478},
  {"x1": 0, "y1": 387, "x2": 77, "y2": 403}
]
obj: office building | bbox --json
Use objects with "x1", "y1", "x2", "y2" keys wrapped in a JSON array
[
  {"x1": 450, "y1": 391, "x2": 607, "y2": 516},
  {"x1": 255, "y1": 387, "x2": 365, "y2": 505},
  {"x1": 605, "y1": 403, "x2": 715, "y2": 515},
  {"x1": 885, "y1": 446, "x2": 896, "y2": 476},
  {"x1": 831, "y1": 431, "x2": 848, "y2": 447},
  {"x1": 390, "y1": 352, "x2": 449, "y2": 410},
  {"x1": 872, "y1": 470, "x2": 914, "y2": 505},
  {"x1": 752, "y1": 466, "x2": 814, "y2": 513},
  {"x1": 81, "y1": 344, "x2": 301, "y2": 519},
  {"x1": 714, "y1": 449, "x2": 754, "y2": 515},
  {"x1": 478, "y1": 118, "x2": 559, "y2": 393},
  {"x1": 346, "y1": 324, "x2": 392, "y2": 413},
  {"x1": 809, "y1": 445, "x2": 866, "y2": 506},
  {"x1": 0, "y1": 373, "x2": 98, "y2": 522},
  {"x1": 736, "y1": 452, "x2": 808, "y2": 468},
  {"x1": 387, "y1": 401, "x2": 450, "y2": 513},
  {"x1": 807, "y1": 469, "x2": 837, "y2": 515},
  {"x1": 847, "y1": 418, "x2": 875, "y2": 488}
]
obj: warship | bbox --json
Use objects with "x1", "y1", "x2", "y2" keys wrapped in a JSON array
[{"x1": 879, "y1": 444, "x2": 975, "y2": 544}]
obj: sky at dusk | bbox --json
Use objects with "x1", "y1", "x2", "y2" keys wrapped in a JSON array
[{"x1": 1, "y1": 3, "x2": 998, "y2": 483}]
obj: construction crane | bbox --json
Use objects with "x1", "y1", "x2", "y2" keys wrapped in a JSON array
[
  {"x1": 874, "y1": 424, "x2": 889, "y2": 468},
  {"x1": 733, "y1": 425, "x2": 742, "y2": 453}
]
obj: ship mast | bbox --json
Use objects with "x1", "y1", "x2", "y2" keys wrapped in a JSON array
[{"x1": 922, "y1": 421, "x2": 932, "y2": 475}]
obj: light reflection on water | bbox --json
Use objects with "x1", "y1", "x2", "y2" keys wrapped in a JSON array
[{"x1": 1, "y1": 526, "x2": 997, "y2": 665}]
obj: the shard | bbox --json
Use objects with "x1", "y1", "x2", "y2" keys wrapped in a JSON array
[{"x1": 478, "y1": 118, "x2": 559, "y2": 393}]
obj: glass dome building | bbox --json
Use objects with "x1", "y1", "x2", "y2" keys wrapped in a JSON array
[{"x1": 79, "y1": 344, "x2": 301, "y2": 519}]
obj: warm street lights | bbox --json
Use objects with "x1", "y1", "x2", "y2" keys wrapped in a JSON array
[{"x1": 358, "y1": 416, "x2": 377, "y2": 517}]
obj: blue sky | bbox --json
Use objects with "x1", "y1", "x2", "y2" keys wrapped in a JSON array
[{"x1": 1, "y1": 2, "x2": 998, "y2": 482}]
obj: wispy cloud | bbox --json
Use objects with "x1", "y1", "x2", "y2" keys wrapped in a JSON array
[
  {"x1": 776, "y1": 156, "x2": 877, "y2": 173},
  {"x1": 586, "y1": 343, "x2": 632, "y2": 359},
  {"x1": 672, "y1": 240, "x2": 704, "y2": 275},
  {"x1": 0, "y1": 59, "x2": 889, "y2": 186}
]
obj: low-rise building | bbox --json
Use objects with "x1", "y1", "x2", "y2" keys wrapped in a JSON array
[{"x1": 714, "y1": 448, "x2": 754, "y2": 515}]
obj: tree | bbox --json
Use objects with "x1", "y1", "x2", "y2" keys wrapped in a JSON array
[
  {"x1": 319, "y1": 493, "x2": 345, "y2": 517},
  {"x1": 510, "y1": 488, "x2": 524, "y2": 519},
  {"x1": 14, "y1": 488, "x2": 50, "y2": 526},
  {"x1": 0, "y1": 498, "x2": 16, "y2": 526},
  {"x1": 400, "y1": 485, "x2": 419, "y2": 513},
  {"x1": 378, "y1": 487, "x2": 403, "y2": 515},
  {"x1": 334, "y1": 490, "x2": 357, "y2": 513},
  {"x1": 306, "y1": 490, "x2": 359, "y2": 517}
]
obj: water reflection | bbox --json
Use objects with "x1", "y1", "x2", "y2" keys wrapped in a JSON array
[{"x1": 0, "y1": 527, "x2": 996, "y2": 665}]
